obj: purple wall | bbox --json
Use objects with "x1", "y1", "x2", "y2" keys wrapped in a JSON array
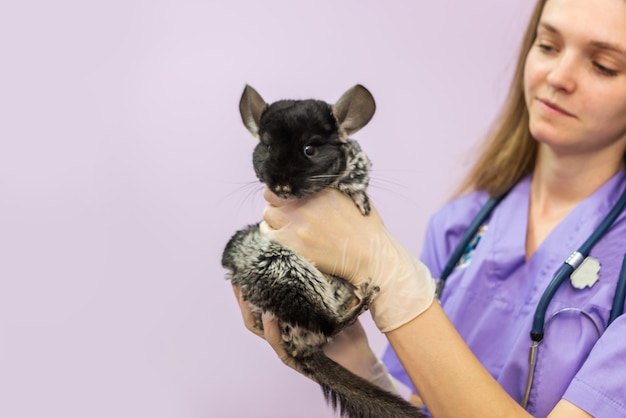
[{"x1": 1, "y1": 1, "x2": 533, "y2": 417}]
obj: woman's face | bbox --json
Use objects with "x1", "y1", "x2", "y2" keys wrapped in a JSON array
[{"x1": 524, "y1": 0, "x2": 626, "y2": 160}]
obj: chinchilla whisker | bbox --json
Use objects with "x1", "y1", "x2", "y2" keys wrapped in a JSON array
[
  {"x1": 222, "y1": 180, "x2": 264, "y2": 205},
  {"x1": 369, "y1": 177, "x2": 409, "y2": 192},
  {"x1": 367, "y1": 171, "x2": 409, "y2": 190},
  {"x1": 370, "y1": 167, "x2": 423, "y2": 175},
  {"x1": 308, "y1": 174, "x2": 340, "y2": 181},
  {"x1": 371, "y1": 184, "x2": 416, "y2": 201},
  {"x1": 242, "y1": 185, "x2": 265, "y2": 208},
  {"x1": 366, "y1": 175, "x2": 416, "y2": 203}
]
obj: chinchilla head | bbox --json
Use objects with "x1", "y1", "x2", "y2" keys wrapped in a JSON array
[{"x1": 238, "y1": 84, "x2": 375, "y2": 199}]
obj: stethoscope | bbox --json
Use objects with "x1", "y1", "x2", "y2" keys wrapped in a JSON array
[{"x1": 435, "y1": 182, "x2": 626, "y2": 410}]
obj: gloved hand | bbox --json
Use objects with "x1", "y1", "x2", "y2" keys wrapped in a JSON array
[
  {"x1": 321, "y1": 318, "x2": 398, "y2": 394},
  {"x1": 233, "y1": 286, "x2": 399, "y2": 393},
  {"x1": 260, "y1": 188, "x2": 437, "y2": 333}
]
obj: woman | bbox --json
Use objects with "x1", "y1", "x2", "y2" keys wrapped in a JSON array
[{"x1": 235, "y1": 0, "x2": 626, "y2": 416}]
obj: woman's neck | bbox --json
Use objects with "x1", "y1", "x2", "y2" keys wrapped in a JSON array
[{"x1": 525, "y1": 145, "x2": 624, "y2": 259}]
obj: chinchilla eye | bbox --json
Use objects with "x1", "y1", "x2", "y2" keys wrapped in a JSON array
[{"x1": 303, "y1": 144, "x2": 316, "y2": 157}]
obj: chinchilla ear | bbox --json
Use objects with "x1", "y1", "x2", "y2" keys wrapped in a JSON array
[
  {"x1": 332, "y1": 85, "x2": 376, "y2": 140},
  {"x1": 239, "y1": 85, "x2": 267, "y2": 138}
]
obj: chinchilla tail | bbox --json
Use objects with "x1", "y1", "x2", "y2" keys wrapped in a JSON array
[{"x1": 299, "y1": 351, "x2": 425, "y2": 418}]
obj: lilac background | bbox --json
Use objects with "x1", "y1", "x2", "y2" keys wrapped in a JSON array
[{"x1": 1, "y1": 1, "x2": 533, "y2": 417}]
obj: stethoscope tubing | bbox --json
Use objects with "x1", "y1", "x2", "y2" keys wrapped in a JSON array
[{"x1": 609, "y1": 254, "x2": 626, "y2": 325}]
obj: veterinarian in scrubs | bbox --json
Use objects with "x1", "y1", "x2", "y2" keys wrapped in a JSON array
[
  {"x1": 234, "y1": 0, "x2": 626, "y2": 416},
  {"x1": 383, "y1": 172, "x2": 626, "y2": 417}
]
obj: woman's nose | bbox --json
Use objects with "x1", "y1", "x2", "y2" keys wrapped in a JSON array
[{"x1": 545, "y1": 53, "x2": 577, "y2": 93}]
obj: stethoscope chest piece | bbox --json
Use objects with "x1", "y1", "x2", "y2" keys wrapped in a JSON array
[{"x1": 570, "y1": 256, "x2": 601, "y2": 290}]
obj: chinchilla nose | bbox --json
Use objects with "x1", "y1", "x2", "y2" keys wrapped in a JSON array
[{"x1": 273, "y1": 184, "x2": 292, "y2": 195}]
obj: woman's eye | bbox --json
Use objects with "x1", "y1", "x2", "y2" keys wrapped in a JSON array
[
  {"x1": 537, "y1": 43, "x2": 556, "y2": 53},
  {"x1": 594, "y1": 62, "x2": 618, "y2": 77},
  {"x1": 303, "y1": 144, "x2": 316, "y2": 157}
]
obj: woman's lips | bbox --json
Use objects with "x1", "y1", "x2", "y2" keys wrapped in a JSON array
[{"x1": 537, "y1": 98, "x2": 576, "y2": 118}]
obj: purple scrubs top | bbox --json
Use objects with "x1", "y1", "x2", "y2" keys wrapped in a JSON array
[{"x1": 382, "y1": 170, "x2": 626, "y2": 418}]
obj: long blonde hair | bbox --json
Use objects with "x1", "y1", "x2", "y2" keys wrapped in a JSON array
[{"x1": 455, "y1": 0, "x2": 549, "y2": 198}]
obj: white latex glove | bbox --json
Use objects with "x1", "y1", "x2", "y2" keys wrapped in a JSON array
[{"x1": 260, "y1": 188, "x2": 436, "y2": 333}]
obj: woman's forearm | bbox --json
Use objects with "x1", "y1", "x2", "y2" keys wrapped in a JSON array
[{"x1": 386, "y1": 302, "x2": 529, "y2": 418}]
